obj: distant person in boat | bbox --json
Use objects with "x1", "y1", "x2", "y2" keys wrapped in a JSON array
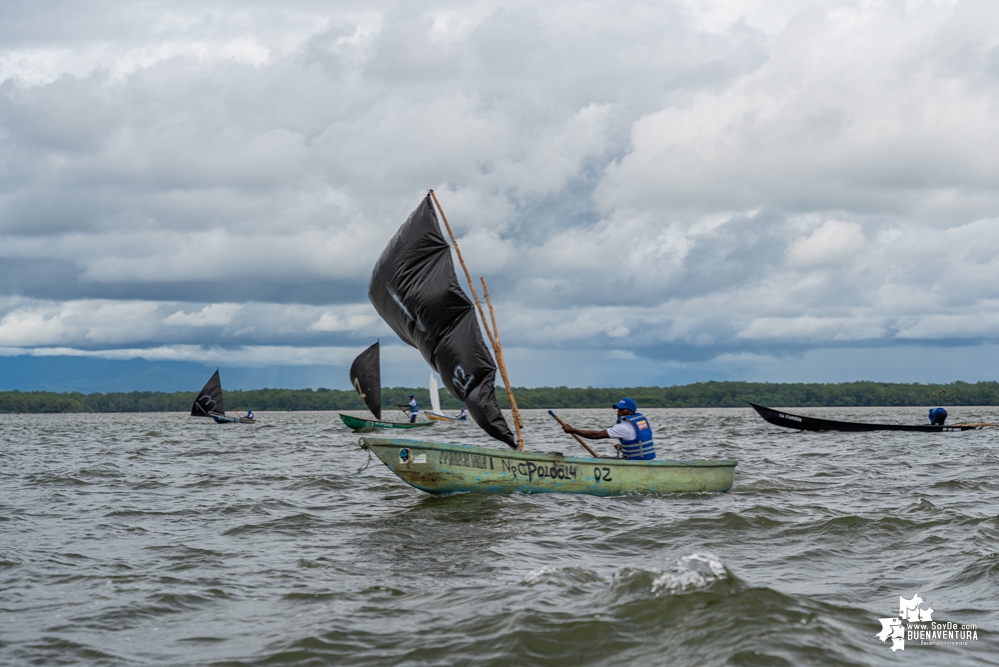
[
  {"x1": 560, "y1": 397, "x2": 656, "y2": 460},
  {"x1": 246, "y1": 409, "x2": 254, "y2": 420},
  {"x1": 928, "y1": 407, "x2": 947, "y2": 425},
  {"x1": 458, "y1": 407, "x2": 467, "y2": 420},
  {"x1": 408, "y1": 394, "x2": 419, "y2": 423}
]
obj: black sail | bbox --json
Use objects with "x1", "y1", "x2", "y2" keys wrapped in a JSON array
[
  {"x1": 350, "y1": 341, "x2": 382, "y2": 420},
  {"x1": 369, "y1": 194, "x2": 516, "y2": 448},
  {"x1": 191, "y1": 368, "x2": 225, "y2": 416}
]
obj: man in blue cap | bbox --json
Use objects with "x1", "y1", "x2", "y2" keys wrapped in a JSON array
[{"x1": 560, "y1": 397, "x2": 656, "y2": 460}]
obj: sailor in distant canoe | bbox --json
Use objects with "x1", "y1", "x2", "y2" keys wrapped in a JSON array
[
  {"x1": 928, "y1": 407, "x2": 947, "y2": 425},
  {"x1": 458, "y1": 407, "x2": 467, "y2": 420},
  {"x1": 408, "y1": 394, "x2": 419, "y2": 423},
  {"x1": 560, "y1": 397, "x2": 656, "y2": 460}
]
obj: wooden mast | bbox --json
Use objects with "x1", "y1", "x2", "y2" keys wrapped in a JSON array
[
  {"x1": 428, "y1": 190, "x2": 496, "y2": 347},
  {"x1": 428, "y1": 189, "x2": 525, "y2": 451},
  {"x1": 480, "y1": 276, "x2": 524, "y2": 450}
]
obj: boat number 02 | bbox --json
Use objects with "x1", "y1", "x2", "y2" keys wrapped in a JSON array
[{"x1": 593, "y1": 466, "x2": 613, "y2": 483}]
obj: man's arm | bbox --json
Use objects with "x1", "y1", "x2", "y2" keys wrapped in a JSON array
[{"x1": 562, "y1": 426, "x2": 611, "y2": 439}]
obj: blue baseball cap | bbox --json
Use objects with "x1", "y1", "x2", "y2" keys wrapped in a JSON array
[{"x1": 613, "y1": 397, "x2": 637, "y2": 412}]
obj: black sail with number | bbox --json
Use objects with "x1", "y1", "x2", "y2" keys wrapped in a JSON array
[
  {"x1": 191, "y1": 368, "x2": 225, "y2": 416},
  {"x1": 349, "y1": 341, "x2": 382, "y2": 420},
  {"x1": 369, "y1": 194, "x2": 516, "y2": 448}
]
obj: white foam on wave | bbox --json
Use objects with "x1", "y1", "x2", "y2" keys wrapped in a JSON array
[
  {"x1": 651, "y1": 553, "x2": 728, "y2": 595},
  {"x1": 520, "y1": 554, "x2": 727, "y2": 593},
  {"x1": 522, "y1": 565, "x2": 560, "y2": 585}
]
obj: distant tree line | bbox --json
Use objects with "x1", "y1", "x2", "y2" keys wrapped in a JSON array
[{"x1": 0, "y1": 381, "x2": 995, "y2": 413}]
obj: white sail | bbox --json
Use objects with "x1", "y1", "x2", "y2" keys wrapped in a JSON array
[{"x1": 429, "y1": 373, "x2": 442, "y2": 414}]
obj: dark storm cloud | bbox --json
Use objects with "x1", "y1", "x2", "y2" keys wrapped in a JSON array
[
  {"x1": 0, "y1": 257, "x2": 367, "y2": 304},
  {"x1": 2, "y1": 0, "x2": 999, "y2": 382}
]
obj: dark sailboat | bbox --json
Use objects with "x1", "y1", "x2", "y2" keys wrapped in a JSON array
[
  {"x1": 191, "y1": 369, "x2": 254, "y2": 424},
  {"x1": 351, "y1": 341, "x2": 382, "y2": 419},
  {"x1": 367, "y1": 193, "x2": 516, "y2": 448},
  {"x1": 339, "y1": 341, "x2": 433, "y2": 431},
  {"x1": 751, "y1": 403, "x2": 994, "y2": 432},
  {"x1": 355, "y1": 192, "x2": 738, "y2": 495}
]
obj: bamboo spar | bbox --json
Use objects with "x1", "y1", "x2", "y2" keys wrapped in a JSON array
[
  {"x1": 480, "y1": 276, "x2": 525, "y2": 450},
  {"x1": 428, "y1": 189, "x2": 525, "y2": 451},
  {"x1": 429, "y1": 190, "x2": 496, "y2": 347}
]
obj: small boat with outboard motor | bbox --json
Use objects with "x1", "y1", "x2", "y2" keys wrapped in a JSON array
[
  {"x1": 750, "y1": 402, "x2": 996, "y2": 432},
  {"x1": 355, "y1": 191, "x2": 738, "y2": 495}
]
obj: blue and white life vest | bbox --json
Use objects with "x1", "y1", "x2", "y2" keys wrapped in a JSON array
[
  {"x1": 409, "y1": 398, "x2": 419, "y2": 414},
  {"x1": 617, "y1": 412, "x2": 656, "y2": 460}
]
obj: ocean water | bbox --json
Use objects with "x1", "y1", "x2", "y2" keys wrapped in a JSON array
[{"x1": 1, "y1": 407, "x2": 997, "y2": 666}]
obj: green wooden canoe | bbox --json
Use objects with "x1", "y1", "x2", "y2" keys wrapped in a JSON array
[
  {"x1": 359, "y1": 437, "x2": 737, "y2": 496},
  {"x1": 339, "y1": 413, "x2": 434, "y2": 431}
]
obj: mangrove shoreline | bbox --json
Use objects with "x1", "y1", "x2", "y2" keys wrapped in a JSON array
[{"x1": 1, "y1": 381, "x2": 996, "y2": 413}]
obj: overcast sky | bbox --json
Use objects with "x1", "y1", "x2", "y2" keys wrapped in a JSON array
[{"x1": 2, "y1": 0, "x2": 999, "y2": 389}]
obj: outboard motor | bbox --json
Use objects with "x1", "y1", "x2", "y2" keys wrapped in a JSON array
[{"x1": 928, "y1": 407, "x2": 947, "y2": 425}]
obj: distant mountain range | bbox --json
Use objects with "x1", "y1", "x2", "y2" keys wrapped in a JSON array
[{"x1": 0, "y1": 356, "x2": 346, "y2": 393}]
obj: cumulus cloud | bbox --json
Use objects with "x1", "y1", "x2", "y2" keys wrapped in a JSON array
[
  {"x1": 785, "y1": 220, "x2": 865, "y2": 268},
  {"x1": 598, "y1": 0, "x2": 999, "y2": 220},
  {"x1": 0, "y1": 300, "x2": 164, "y2": 347},
  {"x1": 163, "y1": 303, "x2": 243, "y2": 327},
  {"x1": 2, "y1": 0, "x2": 999, "y2": 384},
  {"x1": 0, "y1": 298, "x2": 388, "y2": 350},
  {"x1": 308, "y1": 309, "x2": 378, "y2": 332}
]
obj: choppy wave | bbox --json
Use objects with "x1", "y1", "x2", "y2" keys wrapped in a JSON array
[{"x1": 2, "y1": 409, "x2": 998, "y2": 666}]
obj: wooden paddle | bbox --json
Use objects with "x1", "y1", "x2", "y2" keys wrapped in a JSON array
[{"x1": 548, "y1": 410, "x2": 600, "y2": 458}]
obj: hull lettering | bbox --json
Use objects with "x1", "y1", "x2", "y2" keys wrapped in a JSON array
[{"x1": 500, "y1": 458, "x2": 577, "y2": 482}]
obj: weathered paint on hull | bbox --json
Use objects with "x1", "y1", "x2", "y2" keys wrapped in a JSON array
[
  {"x1": 339, "y1": 413, "x2": 434, "y2": 431},
  {"x1": 360, "y1": 437, "x2": 737, "y2": 496}
]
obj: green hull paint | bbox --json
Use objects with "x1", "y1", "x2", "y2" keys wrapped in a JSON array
[
  {"x1": 339, "y1": 413, "x2": 434, "y2": 431},
  {"x1": 360, "y1": 437, "x2": 737, "y2": 496}
]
